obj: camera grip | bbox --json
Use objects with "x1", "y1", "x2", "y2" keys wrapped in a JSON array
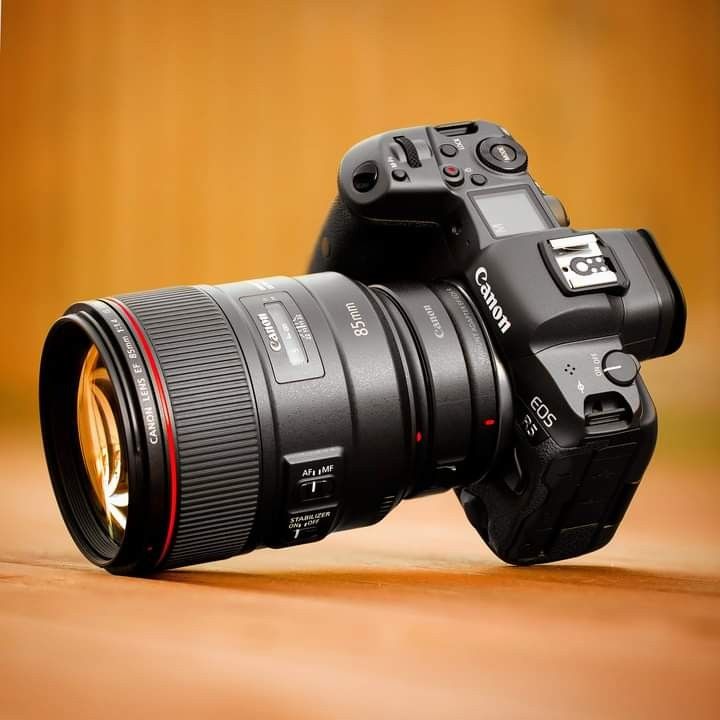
[
  {"x1": 458, "y1": 381, "x2": 657, "y2": 565},
  {"x1": 310, "y1": 196, "x2": 449, "y2": 283}
]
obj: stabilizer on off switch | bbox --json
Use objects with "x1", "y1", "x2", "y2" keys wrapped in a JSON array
[
  {"x1": 284, "y1": 448, "x2": 343, "y2": 544},
  {"x1": 287, "y1": 506, "x2": 336, "y2": 543}
]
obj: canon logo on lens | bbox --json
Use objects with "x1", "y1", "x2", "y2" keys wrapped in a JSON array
[
  {"x1": 423, "y1": 304, "x2": 444, "y2": 338},
  {"x1": 257, "y1": 311, "x2": 282, "y2": 352}
]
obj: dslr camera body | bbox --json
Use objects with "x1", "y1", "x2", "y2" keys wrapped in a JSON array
[{"x1": 310, "y1": 120, "x2": 685, "y2": 565}]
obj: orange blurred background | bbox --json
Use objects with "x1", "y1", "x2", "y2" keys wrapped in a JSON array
[
  {"x1": 0, "y1": 0, "x2": 718, "y2": 466},
  {"x1": 1, "y1": 6, "x2": 719, "y2": 718}
]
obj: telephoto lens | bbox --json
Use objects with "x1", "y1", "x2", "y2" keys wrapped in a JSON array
[{"x1": 40, "y1": 274, "x2": 511, "y2": 574}]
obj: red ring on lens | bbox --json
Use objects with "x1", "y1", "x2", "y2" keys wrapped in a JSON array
[{"x1": 111, "y1": 299, "x2": 178, "y2": 566}]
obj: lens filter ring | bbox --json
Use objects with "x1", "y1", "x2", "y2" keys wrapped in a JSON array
[{"x1": 39, "y1": 301, "x2": 169, "y2": 572}]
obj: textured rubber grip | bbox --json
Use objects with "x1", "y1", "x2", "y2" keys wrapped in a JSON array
[
  {"x1": 458, "y1": 380, "x2": 657, "y2": 565},
  {"x1": 309, "y1": 196, "x2": 448, "y2": 284},
  {"x1": 117, "y1": 286, "x2": 261, "y2": 569}
]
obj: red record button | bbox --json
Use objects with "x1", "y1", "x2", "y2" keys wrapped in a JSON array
[{"x1": 442, "y1": 164, "x2": 464, "y2": 186}]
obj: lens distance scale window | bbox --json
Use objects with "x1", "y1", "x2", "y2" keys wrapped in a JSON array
[{"x1": 242, "y1": 291, "x2": 325, "y2": 383}]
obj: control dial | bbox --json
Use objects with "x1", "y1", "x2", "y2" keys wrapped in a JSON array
[
  {"x1": 544, "y1": 194, "x2": 570, "y2": 226},
  {"x1": 476, "y1": 136, "x2": 528, "y2": 173}
]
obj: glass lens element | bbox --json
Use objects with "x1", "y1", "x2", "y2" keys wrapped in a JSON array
[{"x1": 76, "y1": 345, "x2": 128, "y2": 543}]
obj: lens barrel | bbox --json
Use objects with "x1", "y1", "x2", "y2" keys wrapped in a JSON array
[{"x1": 40, "y1": 272, "x2": 510, "y2": 574}]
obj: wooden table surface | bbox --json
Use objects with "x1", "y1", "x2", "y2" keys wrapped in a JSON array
[{"x1": 1, "y1": 433, "x2": 718, "y2": 720}]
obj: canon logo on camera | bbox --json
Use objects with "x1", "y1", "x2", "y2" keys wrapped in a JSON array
[{"x1": 474, "y1": 266, "x2": 512, "y2": 334}]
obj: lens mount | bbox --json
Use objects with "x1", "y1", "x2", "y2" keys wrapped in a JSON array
[{"x1": 369, "y1": 280, "x2": 509, "y2": 496}]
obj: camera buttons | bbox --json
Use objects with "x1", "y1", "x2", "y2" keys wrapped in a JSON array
[
  {"x1": 442, "y1": 165, "x2": 464, "y2": 187},
  {"x1": 602, "y1": 351, "x2": 639, "y2": 386},
  {"x1": 392, "y1": 169, "x2": 408, "y2": 182},
  {"x1": 476, "y1": 136, "x2": 528, "y2": 173},
  {"x1": 490, "y1": 144, "x2": 517, "y2": 163},
  {"x1": 470, "y1": 173, "x2": 487, "y2": 186},
  {"x1": 352, "y1": 161, "x2": 379, "y2": 192},
  {"x1": 440, "y1": 143, "x2": 458, "y2": 157}
]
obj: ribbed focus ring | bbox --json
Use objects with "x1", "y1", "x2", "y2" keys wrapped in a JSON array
[{"x1": 117, "y1": 286, "x2": 261, "y2": 568}]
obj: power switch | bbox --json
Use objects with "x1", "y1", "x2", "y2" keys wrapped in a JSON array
[
  {"x1": 602, "y1": 351, "x2": 639, "y2": 386},
  {"x1": 284, "y1": 447, "x2": 343, "y2": 507}
]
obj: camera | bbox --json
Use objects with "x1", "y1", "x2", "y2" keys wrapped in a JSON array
[
  {"x1": 39, "y1": 120, "x2": 685, "y2": 574},
  {"x1": 309, "y1": 119, "x2": 685, "y2": 565}
]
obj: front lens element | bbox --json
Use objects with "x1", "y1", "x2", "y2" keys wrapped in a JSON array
[{"x1": 76, "y1": 345, "x2": 129, "y2": 543}]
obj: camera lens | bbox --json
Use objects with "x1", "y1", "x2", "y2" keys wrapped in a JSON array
[
  {"x1": 39, "y1": 274, "x2": 511, "y2": 574},
  {"x1": 76, "y1": 345, "x2": 129, "y2": 544}
]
